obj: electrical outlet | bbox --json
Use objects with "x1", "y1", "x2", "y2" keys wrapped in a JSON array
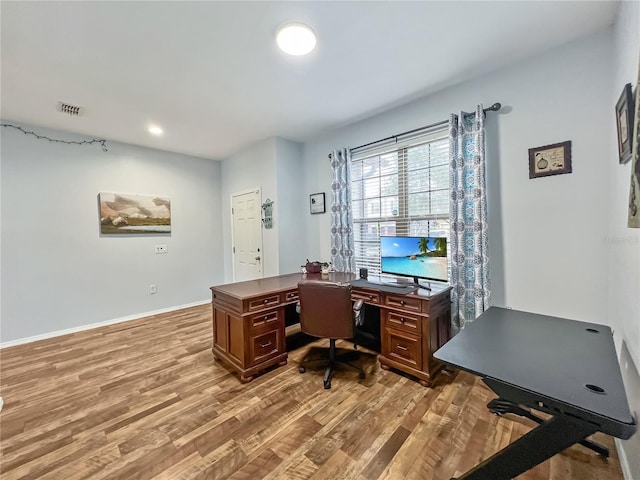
[
  {"x1": 155, "y1": 245, "x2": 168, "y2": 254},
  {"x1": 150, "y1": 285, "x2": 157, "y2": 294}
]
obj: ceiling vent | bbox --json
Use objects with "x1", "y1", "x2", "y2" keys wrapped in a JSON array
[{"x1": 57, "y1": 101, "x2": 83, "y2": 116}]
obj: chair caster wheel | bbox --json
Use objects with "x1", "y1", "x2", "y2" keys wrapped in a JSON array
[
  {"x1": 359, "y1": 372, "x2": 365, "y2": 379},
  {"x1": 299, "y1": 366, "x2": 306, "y2": 373},
  {"x1": 323, "y1": 380, "x2": 331, "y2": 389}
]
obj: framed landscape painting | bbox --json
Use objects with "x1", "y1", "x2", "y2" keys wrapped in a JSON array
[{"x1": 99, "y1": 192, "x2": 171, "y2": 234}]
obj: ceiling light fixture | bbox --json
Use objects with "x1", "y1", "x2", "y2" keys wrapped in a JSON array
[
  {"x1": 148, "y1": 125, "x2": 163, "y2": 136},
  {"x1": 276, "y1": 23, "x2": 316, "y2": 56}
]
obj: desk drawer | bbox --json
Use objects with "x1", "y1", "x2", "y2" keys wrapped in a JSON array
[
  {"x1": 282, "y1": 289, "x2": 299, "y2": 303},
  {"x1": 384, "y1": 294, "x2": 422, "y2": 313},
  {"x1": 352, "y1": 289, "x2": 381, "y2": 304},
  {"x1": 249, "y1": 328, "x2": 282, "y2": 366},
  {"x1": 248, "y1": 309, "x2": 281, "y2": 330},
  {"x1": 247, "y1": 294, "x2": 281, "y2": 312},
  {"x1": 383, "y1": 329, "x2": 421, "y2": 370},
  {"x1": 384, "y1": 311, "x2": 422, "y2": 335}
]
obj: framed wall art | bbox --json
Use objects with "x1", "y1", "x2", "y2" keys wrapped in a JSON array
[
  {"x1": 528, "y1": 141, "x2": 572, "y2": 179},
  {"x1": 616, "y1": 82, "x2": 634, "y2": 165},
  {"x1": 628, "y1": 53, "x2": 640, "y2": 228},
  {"x1": 309, "y1": 192, "x2": 325, "y2": 214},
  {"x1": 99, "y1": 192, "x2": 171, "y2": 234}
]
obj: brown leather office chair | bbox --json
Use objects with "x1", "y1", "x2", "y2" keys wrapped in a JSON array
[{"x1": 297, "y1": 279, "x2": 365, "y2": 389}]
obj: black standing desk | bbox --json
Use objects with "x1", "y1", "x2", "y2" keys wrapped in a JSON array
[{"x1": 434, "y1": 306, "x2": 636, "y2": 480}]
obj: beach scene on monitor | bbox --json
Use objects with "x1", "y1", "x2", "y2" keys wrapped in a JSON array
[{"x1": 380, "y1": 236, "x2": 448, "y2": 282}]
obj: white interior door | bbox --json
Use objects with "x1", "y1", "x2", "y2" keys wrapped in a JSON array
[{"x1": 231, "y1": 189, "x2": 263, "y2": 282}]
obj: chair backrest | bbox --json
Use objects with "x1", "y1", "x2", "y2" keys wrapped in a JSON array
[{"x1": 297, "y1": 280, "x2": 354, "y2": 339}]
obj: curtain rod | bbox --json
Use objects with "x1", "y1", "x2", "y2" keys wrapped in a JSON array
[{"x1": 329, "y1": 102, "x2": 501, "y2": 158}]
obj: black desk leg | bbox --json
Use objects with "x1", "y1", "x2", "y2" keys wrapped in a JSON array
[
  {"x1": 487, "y1": 398, "x2": 609, "y2": 458},
  {"x1": 453, "y1": 415, "x2": 599, "y2": 480}
]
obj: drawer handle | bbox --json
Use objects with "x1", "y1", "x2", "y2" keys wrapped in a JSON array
[
  {"x1": 396, "y1": 344, "x2": 408, "y2": 351},
  {"x1": 401, "y1": 300, "x2": 405, "y2": 305},
  {"x1": 264, "y1": 315, "x2": 269, "y2": 320},
  {"x1": 400, "y1": 317, "x2": 405, "y2": 323},
  {"x1": 263, "y1": 299, "x2": 268, "y2": 304},
  {"x1": 260, "y1": 341, "x2": 272, "y2": 348}
]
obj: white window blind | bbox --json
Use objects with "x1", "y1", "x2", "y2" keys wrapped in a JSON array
[{"x1": 350, "y1": 126, "x2": 450, "y2": 277}]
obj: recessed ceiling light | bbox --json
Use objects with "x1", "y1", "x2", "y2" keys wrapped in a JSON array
[
  {"x1": 276, "y1": 23, "x2": 316, "y2": 56},
  {"x1": 148, "y1": 126, "x2": 163, "y2": 136}
]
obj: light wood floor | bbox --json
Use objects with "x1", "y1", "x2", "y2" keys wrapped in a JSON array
[{"x1": 0, "y1": 305, "x2": 624, "y2": 480}]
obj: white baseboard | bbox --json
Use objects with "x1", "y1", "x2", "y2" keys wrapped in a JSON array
[
  {"x1": 0, "y1": 300, "x2": 211, "y2": 349},
  {"x1": 615, "y1": 438, "x2": 634, "y2": 480}
]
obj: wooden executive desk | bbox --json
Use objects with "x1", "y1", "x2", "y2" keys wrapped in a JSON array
[{"x1": 210, "y1": 272, "x2": 452, "y2": 385}]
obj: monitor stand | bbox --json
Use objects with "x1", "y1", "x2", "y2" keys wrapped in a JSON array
[
  {"x1": 413, "y1": 277, "x2": 432, "y2": 291},
  {"x1": 381, "y1": 277, "x2": 432, "y2": 291}
]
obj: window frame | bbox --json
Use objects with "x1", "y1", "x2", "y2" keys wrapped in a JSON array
[{"x1": 350, "y1": 127, "x2": 450, "y2": 278}]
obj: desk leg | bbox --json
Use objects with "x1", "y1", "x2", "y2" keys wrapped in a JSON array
[
  {"x1": 487, "y1": 398, "x2": 609, "y2": 458},
  {"x1": 453, "y1": 415, "x2": 598, "y2": 480}
]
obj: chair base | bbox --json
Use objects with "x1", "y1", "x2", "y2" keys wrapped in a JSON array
[{"x1": 299, "y1": 339, "x2": 365, "y2": 389}]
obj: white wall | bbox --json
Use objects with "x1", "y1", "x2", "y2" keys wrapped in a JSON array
[
  {"x1": 221, "y1": 137, "x2": 278, "y2": 281},
  {"x1": 610, "y1": 2, "x2": 640, "y2": 478},
  {"x1": 303, "y1": 30, "x2": 613, "y2": 325},
  {"x1": 220, "y1": 136, "x2": 306, "y2": 282},
  {"x1": 275, "y1": 137, "x2": 306, "y2": 274},
  {"x1": 1, "y1": 123, "x2": 223, "y2": 344}
]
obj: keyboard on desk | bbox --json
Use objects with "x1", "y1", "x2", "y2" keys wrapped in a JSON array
[{"x1": 349, "y1": 278, "x2": 417, "y2": 294}]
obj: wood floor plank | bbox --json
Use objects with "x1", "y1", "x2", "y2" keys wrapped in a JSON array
[
  {"x1": 359, "y1": 425, "x2": 411, "y2": 480},
  {"x1": 227, "y1": 448, "x2": 284, "y2": 480},
  {"x1": 377, "y1": 409, "x2": 444, "y2": 480},
  {"x1": 0, "y1": 304, "x2": 626, "y2": 480}
]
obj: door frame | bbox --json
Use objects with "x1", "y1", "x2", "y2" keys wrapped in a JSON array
[{"x1": 230, "y1": 187, "x2": 264, "y2": 282}]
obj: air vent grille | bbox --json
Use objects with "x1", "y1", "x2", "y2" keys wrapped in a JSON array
[{"x1": 57, "y1": 101, "x2": 83, "y2": 116}]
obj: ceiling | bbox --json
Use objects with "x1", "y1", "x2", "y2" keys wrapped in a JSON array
[{"x1": 1, "y1": 1, "x2": 618, "y2": 161}]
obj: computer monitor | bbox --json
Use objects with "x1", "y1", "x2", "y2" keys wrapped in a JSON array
[{"x1": 380, "y1": 235, "x2": 448, "y2": 288}]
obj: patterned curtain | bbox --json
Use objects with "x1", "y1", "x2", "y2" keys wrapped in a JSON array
[
  {"x1": 449, "y1": 105, "x2": 490, "y2": 331},
  {"x1": 329, "y1": 148, "x2": 356, "y2": 273}
]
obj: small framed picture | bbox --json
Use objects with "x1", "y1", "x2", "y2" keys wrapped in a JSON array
[
  {"x1": 616, "y1": 83, "x2": 634, "y2": 165},
  {"x1": 528, "y1": 141, "x2": 572, "y2": 179},
  {"x1": 309, "y1": 192, "x2": 325, "y2": 214}
]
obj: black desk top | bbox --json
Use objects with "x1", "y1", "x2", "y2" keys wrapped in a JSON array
[{"x1": 434, "y1": 307, "x2": 635, "y2": 430}]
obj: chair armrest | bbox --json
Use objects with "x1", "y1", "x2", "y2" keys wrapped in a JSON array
[
  {"x1": 353, "y1": 299, "x2": 364, "y2": 312},
  {"x1": 353, "y1": 299, "x2": 364, "y2": 326}
]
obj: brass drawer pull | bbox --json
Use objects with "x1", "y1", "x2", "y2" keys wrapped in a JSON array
[
  {"x1": 263, "y1": 299, "x2": 268, "y2": 304},
  {"x1": 397, "y1": 344, "x2": 408, "y2": 351},
  {"x1": 260, "y1": 341, "x2": 272, "y2": 348}
]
